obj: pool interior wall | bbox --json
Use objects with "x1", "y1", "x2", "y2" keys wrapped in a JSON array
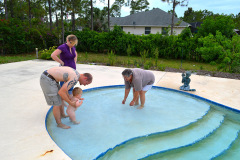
[{"x1": 45, "y1": 85, "x2": 240, "y2": 160}]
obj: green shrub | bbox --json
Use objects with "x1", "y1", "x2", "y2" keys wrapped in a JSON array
[
  {"x1": 84, "y1": 52, "x2": 89, "y2": 61},
  {"x1": 210, "y1": 61, "x2": 217, "y2": 65},
  {"x1": 153, "y1": 47, "x2": 159, "y2": 67},
  {"x1": 107, "y1": 50, "x2": 116, "y2": 66},
  {"x1": 0, "y1": 18, "x2": 59, "y2": 55},
  {"x1": 157, "y1": 64, "x2": 166, "y2": 71},
  {"x1": 140, "y1": 50, "x2": 148, "y2": 65},
  {"x1": 39, "y1": 46, "x2": 57, "y2": 60}
]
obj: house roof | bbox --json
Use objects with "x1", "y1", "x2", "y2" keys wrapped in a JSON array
[{"x1": 110, "y1": 8, "x2": 190, "y2": 27}]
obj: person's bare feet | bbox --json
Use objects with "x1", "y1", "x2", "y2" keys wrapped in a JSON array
[
  {"x1": 135, "y1": 101, "x2": 139, "y2": 105},
  {"x1": 72, "y1": 120, "x2": 80, "y2": 124},
  {"x1": 61, "y1": 114, "x2": 69, "y2": 118},
  {"x1": 137, "y1": 105, "x2": 144, "y2": 109},
  {"x1": 57, "y1": 123, "x2": 71, "y2": 129}
]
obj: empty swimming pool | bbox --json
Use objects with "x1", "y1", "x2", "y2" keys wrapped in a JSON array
[{"x1": 46, "y1": 85, "x2": 240, "y2": 160}]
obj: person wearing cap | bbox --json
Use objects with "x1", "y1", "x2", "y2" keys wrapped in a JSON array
[
  {"x1": 122, "y1": 68, "x2": 155, "y2": 109},
  {"x1": 40, "y1": 66, "x2": 92, "y2": 129}
]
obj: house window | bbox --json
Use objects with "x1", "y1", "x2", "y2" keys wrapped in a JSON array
[
  {"x1": 162, "y1": 27, "x2": 168, "y2": 35},
  {"x1": 145, "y1": 27, "x2": 151, "y2": 34}
]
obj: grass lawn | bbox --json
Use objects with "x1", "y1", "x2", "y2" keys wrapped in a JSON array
[
  {"x1": 0, "y1": 52, "x2": 36, "y2": 64},
  {"x1": 0, "y1": 52, "x2": 218, "y2": 72},
  {"x1": 77, "y1": 52, "x2": 218, "y2": 72}
]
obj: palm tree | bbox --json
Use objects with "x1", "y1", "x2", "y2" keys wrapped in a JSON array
[
  {"x1": 91, "y1": 0, "x2": 93, "y2": 30},
  {"x1": 47, "y1": 0, "x2": 53, "y2": 33}
]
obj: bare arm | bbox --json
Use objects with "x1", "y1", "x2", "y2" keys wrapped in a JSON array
[
  {"x1": 74, "y1": 50, "x2": 78, "y2": 64},
  {"x1": 76, "y1": 100, "x2": 83, "y2": 108},
  {"x1": 58, "y1": 78, "x2": 78, "y2": 107},
  {"x1": 58, "y1": 84, "x2": 75, "y2": 107},
  {"x1": 122, "y1": 88, "x2": 130, "y2": 104},
  {"x1": 51, "y1": 49, "x2": 64, "y2": 66},
  {"x1": 131, "y1": 91, "x2": 140, "y2": 104}
]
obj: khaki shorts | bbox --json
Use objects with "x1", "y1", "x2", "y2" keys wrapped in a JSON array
[{"x1": 40, "y1": 73, "x2": 62, "y2": 106}]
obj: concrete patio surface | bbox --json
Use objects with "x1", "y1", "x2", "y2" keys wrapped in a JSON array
[{"x1": 0, "y1": 59, "x2": 239, "y2": 160}]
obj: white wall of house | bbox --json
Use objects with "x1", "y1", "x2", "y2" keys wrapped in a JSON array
[
  {"x1": 110, "y1": 26, "x2": 186, "y2": 35},
  {"x1": 123, "y1": 26, "x2": 145, "y2": 35}
]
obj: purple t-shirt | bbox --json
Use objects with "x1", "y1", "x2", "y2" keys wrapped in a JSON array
[{"x1": 58, "y1": 43, "x2": 76, "y2": 69}]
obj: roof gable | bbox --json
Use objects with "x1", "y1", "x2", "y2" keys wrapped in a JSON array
[{"x1": 110, "y1": 8, "x2": 189, "y2": 27}]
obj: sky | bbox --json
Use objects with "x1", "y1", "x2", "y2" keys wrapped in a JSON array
[{"x1": 96, "y1": 0, "x2": 240, "y2": 18}]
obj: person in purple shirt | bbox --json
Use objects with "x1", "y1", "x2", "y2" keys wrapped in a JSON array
[{"x1": 51, "y1": 34, "x2": 78, "y2": 118}]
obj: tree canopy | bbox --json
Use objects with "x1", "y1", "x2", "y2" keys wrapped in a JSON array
[{"x1": 197, "y1": 15, "x2": 235, "y2": 38}]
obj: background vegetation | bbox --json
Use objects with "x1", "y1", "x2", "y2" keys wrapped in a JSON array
[{"x1": 1, "y1": 0, "x2": 240, "y2": 73}]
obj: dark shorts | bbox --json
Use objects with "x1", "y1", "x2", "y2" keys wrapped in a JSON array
[{"x1": 40, "y1": 72, "x2": 62, "y2": 106}]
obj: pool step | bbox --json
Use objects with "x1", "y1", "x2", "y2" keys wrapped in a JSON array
[
  {"x1": 212, "y1": 128, "x2": 240, "y2": 160},
  {"x1": 142, "y1": 120, "x2": 240, "y2": 160},
  {"x1": 96, "y1": 110, "x2": 224, "y2": 160}
]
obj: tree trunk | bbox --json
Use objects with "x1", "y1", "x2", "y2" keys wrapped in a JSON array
[
  {"x1": 4, "y1": 0, "x2": 8, "y2": 19},
  {"x1": 171, "y1": 0, "x2": 176, "y2": 35},
  {"x1": 91, "y1": 0, "x2": 93, "y2": 30},
  {"x1": 28, "y1": 0, "x2": 32, "y2": 28},
  {"x1": 55, "y1": 12, "x2": 59, "y2": 28},
  {"x1": 48, "y1": 0, "x2": 53, "y2": 33},
  {"x1": 72, "y1": 1, "x2": 75, "y2": 31},
  {"x1": 108, "y1": 0, "x2": 110, "y2": 31},
  {"x1": 60, "y1": 0, "x2": 64, "y2": 43},
  {"x1": 10, "y1": 0, "x2": 13, "y2": 18}
]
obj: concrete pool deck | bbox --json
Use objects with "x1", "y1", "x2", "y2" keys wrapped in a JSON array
[{"x1": 0, "y1": 59, "x2": 239, "y2": 160}]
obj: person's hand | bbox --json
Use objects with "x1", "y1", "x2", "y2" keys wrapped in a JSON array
[
  {"x1": 76, "y1": 100, "x2": 83, "y2": 107},
  {"x1": 130, "y1": 100, "x2": 135, "y2": 106},
  {"x1": 122, "y1": 99, "x2": 126, "y2": 104},
  {"x1": 60, "y1": 62, "x2": 64, "y2": 66}
]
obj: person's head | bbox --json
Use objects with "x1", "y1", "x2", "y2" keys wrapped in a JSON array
[
  {"x1": 122, "y1": 69, "x2": 133, "y2": 81},
  {"x1": 79, "y1": 73, "x2": 93, "y2": 86},
  {"x1": 72, "y1": 87, "x2": 83, "y2": 99},
  {"x1": 66, "y1": 34, "x2": 78, "y2": 48}
]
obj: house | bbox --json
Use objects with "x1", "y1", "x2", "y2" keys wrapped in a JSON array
[{"x1": 110, "y1": 8, "x2": 190, "y2": 35}]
